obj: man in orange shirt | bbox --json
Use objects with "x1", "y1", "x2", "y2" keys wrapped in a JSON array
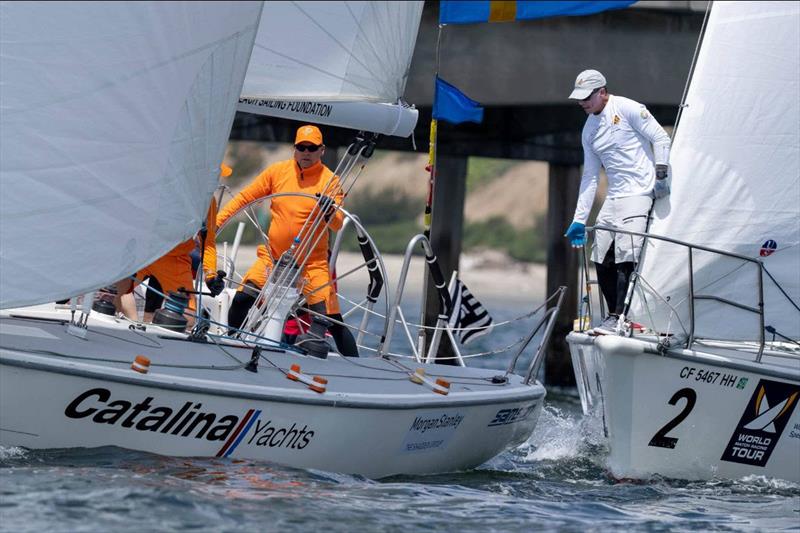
[
  {"x1": 217, "y1": 125, "x2": 358, "y2": 356},
  {"x1": 115, "y1": 164, "x2": 230, "y2": 323}
]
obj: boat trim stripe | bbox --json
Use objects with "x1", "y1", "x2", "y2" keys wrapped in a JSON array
[
  {"x1": 217, "y1": 409, "x2": 260, "y2": 458},
  {"x1": 567, "y1": 332, "x2": 800, "y2": 381},
  {"x1": 0, "y1": 354, "x2": 545, "y2": 409}
]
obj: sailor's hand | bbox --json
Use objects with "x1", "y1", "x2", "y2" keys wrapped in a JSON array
[
  {"x1": 653, "y1": 178, "x2": 670, "y2": 199},
  {"x1": 205, "y1": 271, "x2": 226, "y2": 297},
  {"x1": 564, "y1": 222, "x2": 586, "y2": 248},
  {"x1": 315, "y1": 193, "x2": 336, "y2": 221},
  {"x1": 655, "y1": 164, "x2": 669, "y2": 180}
]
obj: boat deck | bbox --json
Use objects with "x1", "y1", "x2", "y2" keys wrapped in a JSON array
[{"x1": 0, "y1": 314, "x2": 542, "y2": 409}]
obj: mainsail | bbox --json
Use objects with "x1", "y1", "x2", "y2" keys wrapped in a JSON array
[
  {"x1": 238, "y1": 1, "x2": 423, "y2": 136},
  {"x1": 0, "y1": 2, "x2": 263, "y2": 308},
  {"x1": 630, "y1": 1, "x2": 800, "y2": 341}
]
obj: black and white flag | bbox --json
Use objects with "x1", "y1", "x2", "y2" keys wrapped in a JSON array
[{"x1": 448, "y1": 280, "x2": 494, "y2": 345}]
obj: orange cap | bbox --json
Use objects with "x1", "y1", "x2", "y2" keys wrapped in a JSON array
[
  {"x1": 295, "y1": 125, "x2": 323, "y2": 146},
  {"x1": 220, "y1": 164, "x2": 232, "y2": 178}
]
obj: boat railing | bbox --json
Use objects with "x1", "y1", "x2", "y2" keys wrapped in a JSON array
[
  {"x1": 377, "y1": 234, "x2": 455, "y2": 362},
  {"x1": 377, "y1": 233, "x2": 568, "y2": 382},
  {"x1": 509, "y1": 286, "x2": 567, "y2": 385},
  {"x1": 589, "y1": 224, "x2": 769, "y2": 361}
]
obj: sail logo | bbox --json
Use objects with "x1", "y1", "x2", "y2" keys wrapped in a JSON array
[
  {"x1": 760, "y1": 240, "x2": 777, "y2": 257},
  {"x1": 721, "y1": 379, "x2": 799, "y2": 467}
]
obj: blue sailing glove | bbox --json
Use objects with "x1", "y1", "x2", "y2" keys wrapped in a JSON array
[
  {"x1": 565, "y1": 222, "x2": 586, "y2": 248},
  {"x1": 654, "y1": 164, "x2": 670, "y2": 199}
]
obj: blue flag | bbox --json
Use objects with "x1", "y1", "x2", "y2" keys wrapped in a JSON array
[
  {"x1": 433, "y1": 77, "x2": 484, "y2": 124},
  {"x1": 440, "y1": 1, "x2": 635, "y2": 25}
]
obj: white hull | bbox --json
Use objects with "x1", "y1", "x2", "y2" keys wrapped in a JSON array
[
  {"x1": 0, "y1": 312, "x2": 543, "y2": 478},
  {"x1": 568, "y1": 333, "x2": 800, "y2": 482}
]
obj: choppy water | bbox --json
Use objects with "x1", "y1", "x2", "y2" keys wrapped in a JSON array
[
  {"x1": 2, "y1": 296, "x2": 799, "y2": 531},
  {"x1": 1, "y1": 398, "x2": 798, "y2": 532}
]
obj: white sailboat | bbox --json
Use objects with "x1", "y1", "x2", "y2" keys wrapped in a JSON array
[
  {"x1": 0, "y1": 1, "x2": 559, "y2": 478},
  {"x1": 568, "y1": 1, "x2": 800, "y2": 482}
]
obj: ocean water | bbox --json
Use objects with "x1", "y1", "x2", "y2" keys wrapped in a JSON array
[
  {"x1": 1, "y1": 298, "x2": 798, "y2": 532},
  {"x1": 1, "y1": 398, "x2": 798, "y2": 532}
]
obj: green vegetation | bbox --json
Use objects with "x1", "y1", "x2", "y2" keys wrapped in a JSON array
[
  {"x1": 345, "y1": 187, "x2": 420, "y2": 225},
  {"x1": 466, "y1": 157, "x2": 517, "y2": 193},
  {"x1": 216, "y1": 152, "x2": 547, "y2": 263},
  {"x1": 463, "y1": 216, "x2": 546, "y2": 263}
]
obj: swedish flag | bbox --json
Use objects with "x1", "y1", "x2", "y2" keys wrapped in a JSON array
[{"x1": 440, "y1": 1, "x2": 635, "y2": 25}]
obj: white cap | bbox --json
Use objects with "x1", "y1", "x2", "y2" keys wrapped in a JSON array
[{"x1": 569, "y1": 69, "x2": 607, "y2": 100}]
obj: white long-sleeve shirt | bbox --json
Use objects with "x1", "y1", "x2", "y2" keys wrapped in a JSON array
[{"x1": 572, "y1": 95, "x2": 671, "y2": 224}]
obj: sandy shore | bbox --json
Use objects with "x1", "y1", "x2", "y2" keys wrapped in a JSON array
[{"x1": 228, "y1": 245, "x2": 545, "y2": 306}]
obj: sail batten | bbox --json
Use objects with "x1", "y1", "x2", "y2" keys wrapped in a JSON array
[{"x1": 631, "y1": 1, "x2": 800, "y2": 341}]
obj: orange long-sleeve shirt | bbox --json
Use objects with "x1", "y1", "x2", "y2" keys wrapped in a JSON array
[
  {"x1": 157, "y1": 197, "x2": 217, "y2": 275},
  {"x1": 216, "y1": 159, "x2": 343, "y2": 262}
]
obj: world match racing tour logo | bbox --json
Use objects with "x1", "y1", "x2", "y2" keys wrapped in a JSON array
[
  {"x1": 64, "y1": 388, "x2": 315, "y2": 458},
  {"x1": 721, "y1": 379, "x2": 799, "y2": 467}
]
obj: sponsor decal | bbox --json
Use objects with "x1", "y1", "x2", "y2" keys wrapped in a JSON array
[
  {"x1": 721, "y1": 379, "x2": 799, "y2": 467},
  {"x1": 64, "y1": 388, "x2": 314, "y2": 457},
  {"x1": 244, "y1": 419, "x2": 315, "y2": 451},
  {"x1": 401, "y1": 412, "x2": 464, "y2": 453},
  {"x1": 488, "y1": 404, "x2": 537, "y2": 427},
  {"x1": 760, "y1": 239, "x2": 777, "y2": 257},
  {"x1": 789, "y1": 423, "x2": 800, "y2": 440},
  {"x1": 238, "y1": 98, "x2": 333, "y2": 118},
  {"x1": 679, "y1": 366, "x2": 743, "y2": 389}
]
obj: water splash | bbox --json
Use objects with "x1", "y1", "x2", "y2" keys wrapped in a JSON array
[
  {"x1": 523, "y1": 404, "x2": 606, "y2": 462},
  {"x1": 0, "y1": 445, "x2": 28, "y2": 462}
]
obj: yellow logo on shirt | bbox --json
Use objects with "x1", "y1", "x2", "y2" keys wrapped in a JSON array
[{"x1": 613, "y1": 115, "x2": 620, "y2": 125}]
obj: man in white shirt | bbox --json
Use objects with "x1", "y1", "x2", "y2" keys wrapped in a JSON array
[{"x1": 564, "y1": 69, "x2": 671, "y2": 334}]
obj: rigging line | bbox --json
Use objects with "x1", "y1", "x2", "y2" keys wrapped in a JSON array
[
  {"x1": 672, "y1": 0, "x2": 713, "y2": 138},
  {"x1": 127, "y1": 274, "x2": 302, "y2": 354},
  {"x1": 633, "y1": 274, "x2": 690, "y2": 337},
  {"x1": 358, "y1": 333, "x2": 528, "y2": 360},
  {"x1": 244, "y1": 204, "x2": 271, "y2": 253},
  {"x1": 336, "y1": 292, "x2": 546, "y2": 331},
  {"x1": 89, "y1": 326, "x2": 164, "y2": 349},
  {"x1": 622, "y1": 6, "x2": 711, "y2": 316},
  {"x1": 762, "y1": 264, "x2": 800, "y2": 314},
  {"x1": 764, "y1": 327, "x2": 800, "y2": 347}
]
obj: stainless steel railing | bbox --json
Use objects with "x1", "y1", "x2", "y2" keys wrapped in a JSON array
[{"x1": 589, "y1": 224, "x2": 770, "y2": 361}]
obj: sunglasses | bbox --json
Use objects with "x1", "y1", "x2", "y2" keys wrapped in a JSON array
[
  {"x1": 295, "y1": 144, "x2": 321, "y2": 153},
  {"x1": 581, "y1": 88, "x2": 601, "y2": 102}
]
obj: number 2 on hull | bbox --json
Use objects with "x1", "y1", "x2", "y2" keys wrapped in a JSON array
[{"x1": 648, "y1": 388, "x2": 697, "y2": 449}]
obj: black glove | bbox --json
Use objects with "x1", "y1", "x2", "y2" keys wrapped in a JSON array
[
  {"x1": 655, "y1": 164, "x2": 669, "y2": 180},
  {"x1": 206, "y1": 270, "x2": 226, "y2": 297},
  {"x1": 315, "y1": 193, "x2": 336, "y2": 221}
]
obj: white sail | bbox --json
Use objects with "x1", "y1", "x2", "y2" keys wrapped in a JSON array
[
  {"x1": 239, "y1": 1, "x2": 423, "y2": 136},
  {"x1": 0, "y1": 1, "x2": 263, "y2": 308},
  {"x1": 631, "y1": 1, "x2": 800, "y2": 341}
]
